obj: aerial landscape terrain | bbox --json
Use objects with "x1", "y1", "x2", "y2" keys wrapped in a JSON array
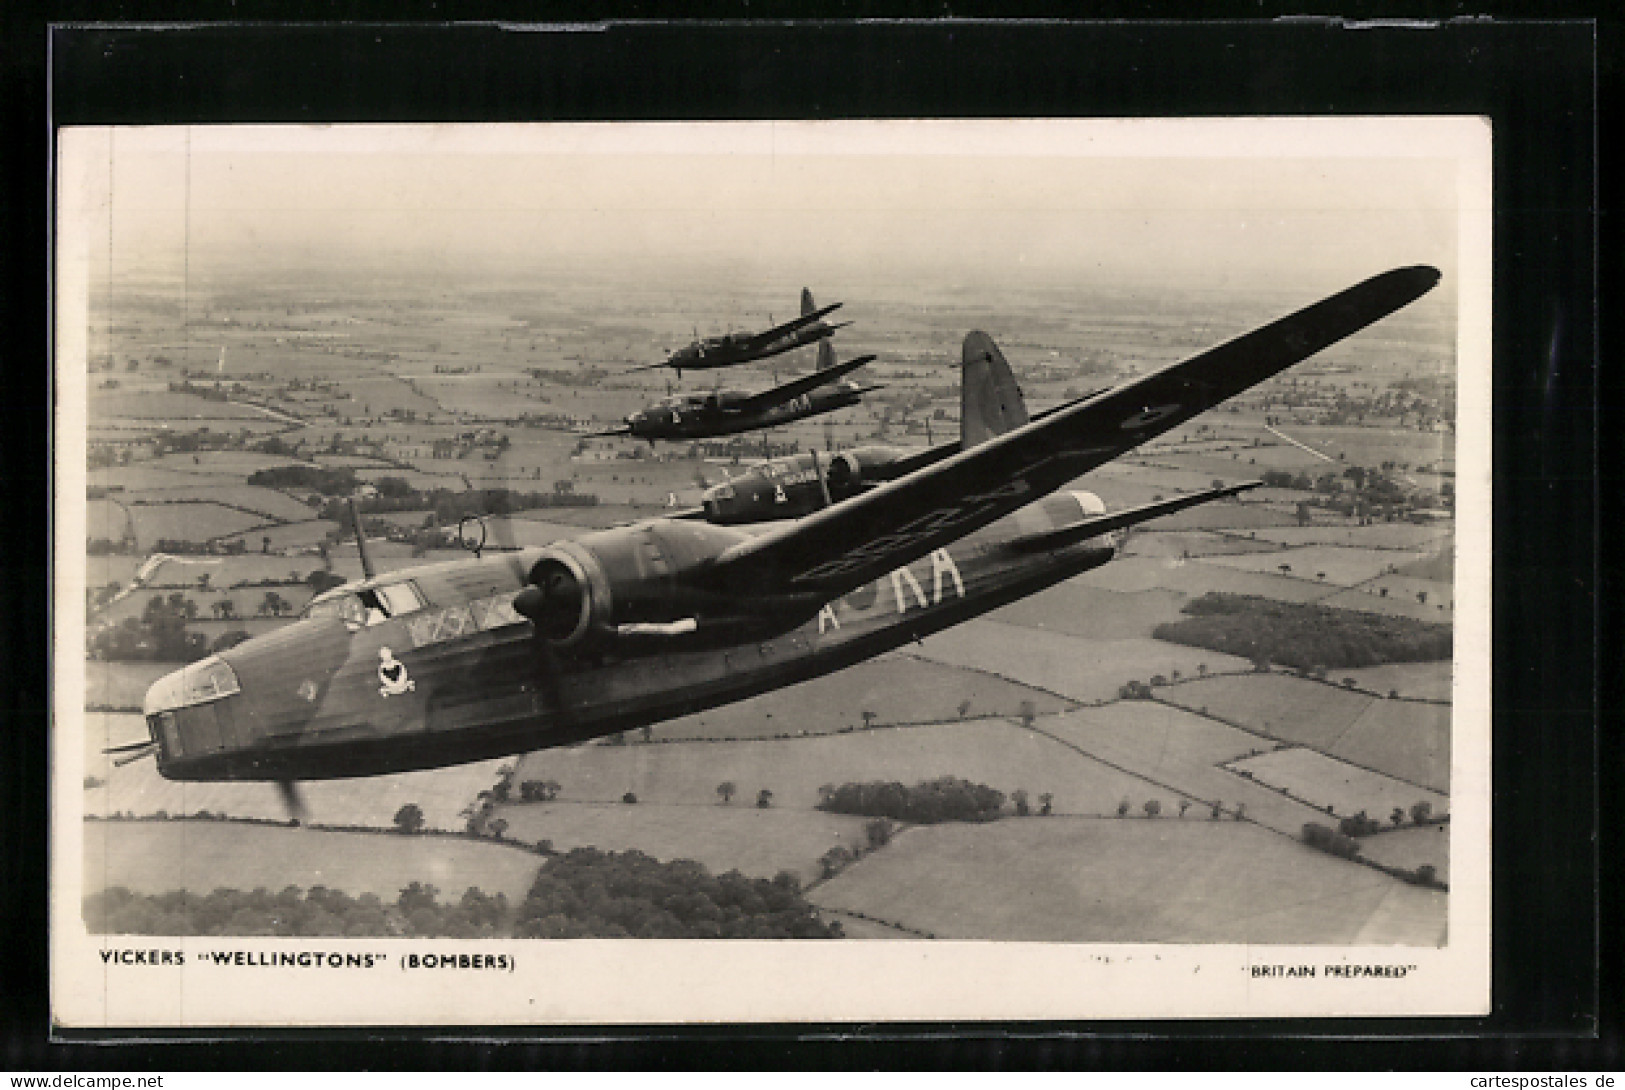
[{"x1": 75, "y1": 254, "x2": 1458, "y2": 945}]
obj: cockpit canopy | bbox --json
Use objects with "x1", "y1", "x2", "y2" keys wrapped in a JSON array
[{"x1": 302, "y1": 579, "x2": 427, "y2": 630}]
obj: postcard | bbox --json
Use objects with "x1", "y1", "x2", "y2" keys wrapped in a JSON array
[{"x1": 53, "y1": 116, "x2": 1490, "y2": 1026}]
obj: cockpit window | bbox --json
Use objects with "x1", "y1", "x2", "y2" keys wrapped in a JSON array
[
  {"x1": 303, "y1": 581, "x2": 425, "y2": 629},
  {"x1": 373, "y1": 581, "x2": 426, "y2": 618},
  {"x1": 304, "y1": 593, "x2": 365, "y2": 627}
]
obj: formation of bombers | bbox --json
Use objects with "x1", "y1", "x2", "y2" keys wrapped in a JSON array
[{"x1": 124, "y1": 266, "x2": 1442, "y2": 816}]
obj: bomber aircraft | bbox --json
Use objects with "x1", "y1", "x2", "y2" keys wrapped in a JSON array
[
  {"x1": 638, "y1": 288, "x2": 848, "y2": 375},
  {"x1": 596, "y1": 343, "x2": 881, "y2": 444},
  {"x1": 696, "y1": 329, "x2": 1048, "y2": 524},
  {"x1": 130, "y1": 267, "x2": 1440, "y2": 813}
]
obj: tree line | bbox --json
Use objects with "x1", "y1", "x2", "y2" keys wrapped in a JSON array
[
  {"x1": 816, "y1": 776, "x2": 1007, "y2": 824},
  {"x1": 1152, "y1": 592, "x2": 1452, "y2": 670}
]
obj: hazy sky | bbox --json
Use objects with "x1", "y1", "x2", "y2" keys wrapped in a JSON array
[{"x1": 62, "y1": 120, "x2": 1481, "y2": 296}]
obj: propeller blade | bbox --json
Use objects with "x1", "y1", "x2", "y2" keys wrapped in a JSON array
[{"x1": 276, "y1": 779, "x2": 308, "y2": 823}]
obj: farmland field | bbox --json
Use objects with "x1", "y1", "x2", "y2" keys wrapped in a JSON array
[
  {"x1": 1103, "y1": 558, "x2": 1332, "y2": 603},
  {"x1": 82, "y1": 820, "x2": 543, "y2": 903},
  {"x1": 84, "y1": 662, "x2": 173, "y2": 709},
  {"x1": 86, "y1": 746, "x2": 507, "y2": 834},
  {"x1": 125, "y1": 503, "x2": 270, "y2": 547},
  {"x1": 491, "y1": 800, "x2": 868, "y2": 884},
  {"x1": 1123, "y1": 531, "x2": 1283, "y2": 559},
  {"x1": 1037, "y1": 703, "x2": 1338, "y2": 836},
  {"x1": 1158, "y1": 673, "x2": 1374, "y2": 748},
  {"x1": 1248, "y1": 524, "x2": 1452, "y2": 550},
  {"x1": 1399, "y1": 551, "x2": 1453, "y2": 581},
  {"x1": 1331, "y1": 697, "x2": 1452, "y2": 793},
  {"x1": 987, "y1": 581, "x2": 1190, "y2": 641},
  {"x1": 808, "y1": 818, "x2": 1447, "y2": 944},
  {"x1": 1198, "y1": 545, "x2": 1429, "y2": 587},
  {"x1": 86, "y1": 500, "x2": 134, "y2": 540},
  {"x1": 1355, "y1": 823, "x2": 1451, "y2": 884},
  {"x1": 913, "y1": 621, "x2": 1251, "y2": 702},
  {"x1": 512, "y1": 720, "x2": 1147, "y2": 815},
  {"x1": 1226, "y1": 747, "x2": 1449, "y2": 819},
  {"x1": 218, "y1": 520, "x2": 339, "y2": 551},
  {"x1": 1319, "y1": 582, "x2": 1455, "y2": 623},
  {"x1": 1338, "y1": 662, "x2": 1452, "y2": 702},
  {"x1": 649, "y1": 654, "x2": 1070, "y2": 741}
]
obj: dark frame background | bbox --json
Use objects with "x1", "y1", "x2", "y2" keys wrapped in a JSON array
[{"x1": 3, "y1": 11, "x2": 1608, "y2": 1070}]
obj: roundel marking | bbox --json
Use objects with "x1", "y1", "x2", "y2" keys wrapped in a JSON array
[{"x1": 1120, "y1": 403, "x2": 1183, "y2": 430}]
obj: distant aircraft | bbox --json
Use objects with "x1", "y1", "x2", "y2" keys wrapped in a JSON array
[
  {"x1": 596, "y1": 342, "x2": 881, "y2": 443},
  {"x1": 129, "y1": 267, "x2": 1440, "y2": 810},
  {"x1": 695, "y1": 329, "x2": 1036, "y2": 524},
  {"x1": 638, "y1": 288, "x2": 848, "y2": 375}
]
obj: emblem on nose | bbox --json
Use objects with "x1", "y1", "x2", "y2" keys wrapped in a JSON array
[{"x1": 377, "y1": 647, "x2": 416, "y2": 698}]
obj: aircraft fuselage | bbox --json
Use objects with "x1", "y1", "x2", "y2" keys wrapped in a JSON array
[
  {"x1": 626, "y1": 383, "x2": 868, "y2": 442},
  {"x1": 145, "y1": 502, "x2": 1113, "y2": 782}
]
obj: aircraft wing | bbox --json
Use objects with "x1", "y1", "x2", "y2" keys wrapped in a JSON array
[
  {"x1": 696, "y1": 266, "x2": 1440, "y2": 597},
  {"x1": 727, "y1": 355, "x2": 877, "y2": 414},
  {"x1": 743, "y1": 301, "x2": 844, "y2": 348}
]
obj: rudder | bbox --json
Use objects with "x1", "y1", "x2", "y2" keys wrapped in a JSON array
[{"x1": 961, "y1": 332, "x2": 1029, "y2": 448}]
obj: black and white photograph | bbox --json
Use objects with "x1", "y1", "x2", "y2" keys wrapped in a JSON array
[{"x1": 52, "y1": 116, "x2": 1490, "y2": 1026}]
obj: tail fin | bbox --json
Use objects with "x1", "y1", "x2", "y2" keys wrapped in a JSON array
[
  {"x1": 961, "y1": 332, "x2": 1030, "y2": 448},
  {"x1": 816, "y1": 337, "x2": 835, "y2": 370},
  {"x1": 801, "y1": 287, "x2": 815, "y2": 317}
]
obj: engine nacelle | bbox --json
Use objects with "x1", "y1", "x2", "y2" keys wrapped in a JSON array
[
  {"x1": 516, "y1": 521, "x2": 795, "y2": 650},
  {"x1": 824, "y1": 445, "x2": 910, "y2": 498}
]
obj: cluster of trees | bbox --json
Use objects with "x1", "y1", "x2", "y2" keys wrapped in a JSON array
[
  {"x1": 513, "y1": 848, "x2": 841, "y2": 939},
  {"x1": 1152, "y1": 593, "x2": 1452, "y2": 670},
  {"x1": 88, "y1": 593, "x2": 209, "y2": 662},
  {"x1": 518, "y1": 779, "x2": 562, "y2": 802},
  {"x1": 712, "y1": 782, "x2": 775, "y2": 808},
  {"x1": 84, "y1": 883, "x2": 512, "y2": 938},
  {"x1": 817, "y1": 777, "x2": 1006, "y2": 824},
  {"x1": 247, "y1": 465, "x2": 360, "y2": 495},
  {"x1": 1339, "y1": 801, "x2": 1438, "y2": 837},
  {"x1": 316, "y1": 483, "x2": 598, "y2": 526},
  {"x1": 818, "y1": 819, "x2": 895, "y2": 879},
  {"x1": 1300, "y1": 823, "x2": 1362, "y2": 860}
]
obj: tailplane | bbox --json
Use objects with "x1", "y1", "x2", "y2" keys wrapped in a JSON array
[{"x1": 961, "y1": 332, "x2": 1030, "y2": 448}]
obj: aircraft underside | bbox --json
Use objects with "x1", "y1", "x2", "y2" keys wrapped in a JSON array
[{"x1": 151, "y1": 532, "x2": 1114, "y2": 782}]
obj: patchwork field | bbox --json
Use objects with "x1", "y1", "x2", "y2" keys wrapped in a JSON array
[
  {"x1": 83, "y1": 662, "x2": 173, "y2": 709},
  {"x1": 1355, "y1": 823, "x2": 1451, "y2": 884},
  {"x1": 1320, "y1": 582, "x2": 1455, "y2": 623},
  {"x1": 514, "y1": 720, "x2": 1146, "y2": 815},
  {"x1": 491, "y1": 801, "x2": 868, "y2": 884},
  {"x1": 1160, "y1": 674, "x2": 1451, "y2": 791},
  {"x1": 649, "y1": 654, "x2": 1070, "y2": 740},
  {"x1": 914, "y1": 622, "x2": 1252, "y2": 702},
  {"x1": 1123, "y1": 531, "x2": 1283, "y2": 559},
  {"x1": 1126, "y1": 559, "x2": 1332, "y2": 603},
  {"x1": 808, "y1": 819, "x2": 1447, "y2": 945},
  {"x1": 1159, "y1": 673, "x2": 1376, "y2": 749},
  {"x1": 1332, "y1": 698, "x2": 1452, "y2": 794},
  {"x1": 987, "y1": 581, "x2": 1190, "y2": 641},
  {"x1": 83, "y1": 820, "x2": 543, "y2": 902},
  {"x1": 85, "y1": 738, "x2": 507, "y2": 834},
  {"x1": 218, "y1": 520, "x2": 340, "y2": 551},
  {"x1": 1037, "y1": 705, "x2": 1335, "y2": 837},
  {"x1": 126, "y1": 503, "x2": 270, "y2": 547},
  {"x1": 1248, "y1": 524, "x2": 1452, "y2": 551},
  {"x1": 1227, "y1": 747, "x2": 1449, "y2": 820},
  {"x1": 1338, "y1": 662, "x2": 1452, "y2": 702},
  {"x1": 1199, "y1": 545, "x2": 1429, "y2": 588}
]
